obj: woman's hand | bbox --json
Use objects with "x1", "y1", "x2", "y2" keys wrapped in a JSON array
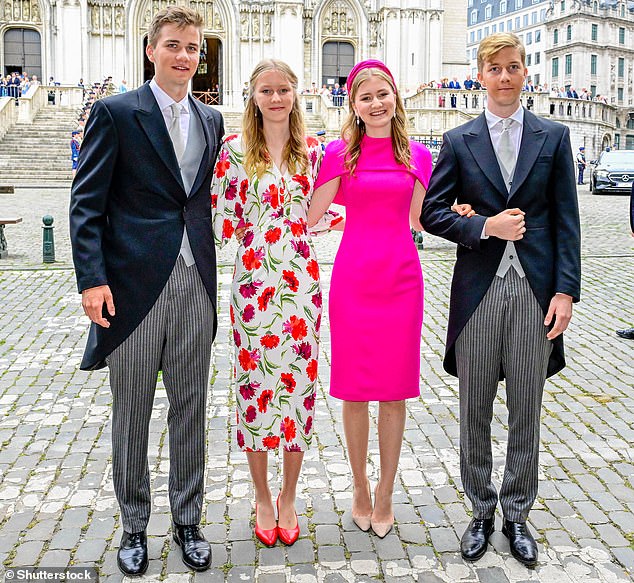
[
  {"x1": 451, "y1": 203, "x2": 476, "y2": 218},
  {"x1": 234, "y1": 227, "x2": 247, "y2": 242}
]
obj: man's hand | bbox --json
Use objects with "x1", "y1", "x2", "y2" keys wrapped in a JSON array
[
  {"x1": 82, "y1": 285, "x2": 115, "y2": 328},
  {"x1": 544, "y1": 293, "x2": 573, "y2": 340},
  {"x1": 484, "y1": 208, "x2": 526, "y2": 240},
  {"x1": 451, "y1": 203, "x2": 476, "y2": 218}
]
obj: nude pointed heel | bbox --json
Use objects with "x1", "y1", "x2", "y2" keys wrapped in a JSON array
[
  {"x1": 371, "y1": 483, "x2": 394, "y2": 538},
  {"x1": 351, "y1": 480, "x2": 372, "y2": 532}
]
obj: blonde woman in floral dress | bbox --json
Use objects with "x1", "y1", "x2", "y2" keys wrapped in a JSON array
[{"x1": 211, "y1": 59, "x2": 341, "y2": 547}]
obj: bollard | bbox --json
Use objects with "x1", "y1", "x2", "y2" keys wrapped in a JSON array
[{"x1": 42, "y1": 215, "x2": 55, "y2": 263}]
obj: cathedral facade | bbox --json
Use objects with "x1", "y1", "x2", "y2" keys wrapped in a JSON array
[{"x1": 0, "y1": 0, "x2": 467, "y2": 106}]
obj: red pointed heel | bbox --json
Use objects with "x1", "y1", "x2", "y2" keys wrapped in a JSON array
[
  {"x1": 276, "y1": 494, "x2": 300, "y2": 546},
  {"x1": 254, "y1": 503, "x2": 278, "y2": 547}
]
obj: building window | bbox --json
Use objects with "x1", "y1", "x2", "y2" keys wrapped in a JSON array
[
  {"x1": 535, "y1": 52, "x2": 541, "y2": 64},
  {"x1": 532, "y1": 11, "x2": 537, "y2": 24},
  {"x1": 618, "y1": 57, "x2": 624, "y2": 78},
  {"x1": 485, "y1": 5, "x2": 492, "y2": 19},
  {"x1": 591, "y1": 23, "x2": 598, "y2": 41},
  {"x1": 566, "y1": 25, "x2": 572, "y2": 41},
  {"x1": 500, "y1": 22, "x2": 505, "y2": 32},
  {"x1": 527, "y1": 32, "x2": 532, "y2": 44},
  {"x1": 534, "y1": 73, "x2": 540, "y2": 85},
  {"x1": 535, "y1": 30, "x2": 541, "y2": 43},
  {"x1": 617, "y1": 87, "x2": 623, "y2": 103},
  {"x1": 492, "y1": 24, "x2": 497, "y2": 33},
  {"x1": 554, "y1": 29, "x2": 559, "y2": 44},
  {"x1": 472, "y1": 47, "x2": 477, "y2": 59},
  {"x1": 515, "y1": 16, "x2": 520, "y2": 29},
  {"x1": 565, "y1": 54, "x2": 572, "y2": 76},
  {"x1": 470, "y1": 31, "x2": 475, "y2": 43},
  {"x1": 590, "y1": 54, "x2": 597, "y2": 75},
  {"x1": 619, "y1": 27, "x2": 625, "y2": 44},
  {"x1": 500, "y1": 0, "x2": 507, "y2": 14},
  {"x1": 593, "y1": 1, "x2": 598, "y2": 13},
  {"x1": 523, "y1": 14, "x2": 529, "y2": 27},
  {"x1": 560, "y1": 0, "x2": 565, "y2": 11},
  {"x1": 590, "y1": 84, "x2": 596, "y2": 98},
  {"x1": 477, "y1": 29, "x2": 482, "y2": 41},
  {"x1": 470, "y1": 9, "x2": 477, "y2": 24},
  {"x1": 527, "y1": 54, "x2": 532, "y2": 66},
  {"x1": 552, "y1": 57, "x2": 559, "y2": 77},
  {"x1": 484, "y1": 26, "x2": 490, "y2": 36},
  {"x1": 516, "y1": 0, "x2": 522, "y2": 8},
  {"x1": 508, "y1": 19, "x2": 513, "y2": 30},
  {"x1": 540, "y1": 8, "x2": 546, "y2": 21}
]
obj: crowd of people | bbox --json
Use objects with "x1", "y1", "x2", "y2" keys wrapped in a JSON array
[
  {"x1": 0, "y1": 71, "x2": 39, "y2": 99},
  {"x1": 69, "y1": 7, "x2": 586, "y2": 577}
]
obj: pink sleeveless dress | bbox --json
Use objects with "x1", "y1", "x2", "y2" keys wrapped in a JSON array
[{"x1": 314, "y1": 136, "x2": 432, "y2": 401}]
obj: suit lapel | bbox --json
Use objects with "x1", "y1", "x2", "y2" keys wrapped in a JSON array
[
  {"x1": 188, "y1": 96, "x2": 216, "y2": 196},
  {"x1": 134, "y1": 83, "x2": 185, "y2": 192},
  {"x1": 464, "y1": 113, "x2": 508, "y2": 198},
  {"x1": 508, "y1": 109, "x2": 547, "y2": 199}
]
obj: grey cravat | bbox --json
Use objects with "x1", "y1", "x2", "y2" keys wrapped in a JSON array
[
  {"x1": 498, "y1": 118, "x2": 516, "y2": 187},
  {"x1": 168, "y1": 103, "x2": 185, "y2": 163}
]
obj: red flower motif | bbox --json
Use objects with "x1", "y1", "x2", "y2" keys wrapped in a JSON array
[
  {"x1": 233, "y1": 329, "x2": 241, "y2": 347},
  {"x1": 258, "y1": 287, "x2": 276, "y2": 311},
  {"x1": 304, "y1": 416, "x2": 313, "y2": 435},
  {"x1": 286, "y1": 443, "x2": 302, "y2": 452},
  {"x1": 281, "y1": 416, "x2": 297, "y2": 442},
  {"x1": 290, "y1": 220, "x2": 306, "y2": 237},
  {"x1": 260, "y1": 334, "x2": 280, "y2": 349},
  {"x1": 238, "y1": 348, "x2": 260, "y2": 371},
  {"x1": 283, "y1": 315, "x2": 308, "y2": 341},
  {"x1": 306, "y1": 136, "x2": 318, "y2": 147},
  {"x1": 292, "y1": 342, "x2": 312, "y2": 360},
  {"x1": 282, "y1": 270, "x2": 299, "y2": 292},
  {"x1": 225, "y1": 134, "x2": 238, "y2": 142},
  {"x1": 242, "y1": 304, "x2": 255, "y2": 322},
  {"x1": 262, "y1": 184, "x2": 280, "y2": 209},
  {"x1": 239, "y1": 179, "x2": 249, "y2": 204},
  {"x1": 229, "y1": 304, "x2": 235, "y2": 325},
  {"x1": 312, "y1": 292, "x2": 322, "y2": 309},
  {"x1": 280, "y1": 372, "x2": 296, "y2": 393},
  {"x1": 303, "y1": 392, "x2": 315, "y2": 411},
  {"x1": 306, "y1": 359, "x2": 318, "y2": 381},
  {"x1": 316, "y1": 313, "x2": 321, "y2": 333},
  {"x1": 264, "y1": 227, "x2": 282, "y2": 244},
  {"x1": 257, "y1": 390, "x2": 274, "y2": 413},
  {"x1": 239, "y1": 280, "x2": 262, "y2": 299},
  {"x1": 237, "y1": 429, "x2": 245, "y2": 448},
  {"x1": 306, "y1": 259, "x2": 319, "y2": 280},
  {"x1": 225, "y1": 176, "x2": 238, "y2": 200},
  {"x1": 262, "y1": 435, "x2": 280, "y2": 450},
  {"x1": 239, "y1": 382, "x2": 259, "y2": 400},
  {"x1": 291, "y1": 240, "x2": 310, "y2": 259},
  {"x1": 242, "y1": 247, "x2": 264, "y2": 270},
  {"x1": 211, "y1": 193, "x2": 218, "y2": 208},
  {"x1": 245, "y1": 405, "x2": 257, "y2": 423},
  {"x1": 215, "y1": 149, "x2": 230, "y2": 178},
  {"x1": 292, "y1": 174, "x2": 310, "y2": 196},
  {"x1": 222, "y1": 219, "x2": 234, "y2": 240}
]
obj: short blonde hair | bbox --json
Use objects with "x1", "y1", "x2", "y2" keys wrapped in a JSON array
[{"x1": 477, "y1": 32, "x2": 526, "y2": 72}]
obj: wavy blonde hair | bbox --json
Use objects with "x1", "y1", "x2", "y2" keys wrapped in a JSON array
[
  {"x1": 341, "y1": 67, "x2": 411, "y2": 174},
  {"x1": 242, "y1": 59, "x2": 308, "y2": 178}
]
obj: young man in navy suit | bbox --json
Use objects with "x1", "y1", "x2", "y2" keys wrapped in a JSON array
[
  {"x1": 70, "y1": 6, "x2": 224, "y2": 575},
  {"x1": 421, "y1": 33, "x2": 581, "y2": 567}
]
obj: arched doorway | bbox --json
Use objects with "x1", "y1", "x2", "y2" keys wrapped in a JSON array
[
  {"x1": 142, "y1": 35, "x2": 223, "y2": 103},
  {"x1": 3, "y1": 28, "x2": 41, "y2": 79},
  {"x1": 322, "y1": 41, "x2": 354, "y2": 88}
]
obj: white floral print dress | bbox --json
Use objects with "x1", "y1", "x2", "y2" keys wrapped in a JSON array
[{"x1": 211, "y1": 134, "x2": 341, "y2": 452}]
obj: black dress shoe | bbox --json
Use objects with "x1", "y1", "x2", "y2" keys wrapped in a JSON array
[
  {"x1": 460, "y1": 517, "x2": 494, "y2": 562},
  {"x1": 173, "y1": 523, "x2": 211, "y2": 571},
  {"x1": 616, "y1": 327, "x2": 634, "y2": 340},
  {"x1": 502, "y1": 519, "x2": 538, "y2": 567},
  {"x1": 117, "y1": 531, "x2": 148, "y2": 576}
]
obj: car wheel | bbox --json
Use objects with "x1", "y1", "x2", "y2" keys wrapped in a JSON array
[{"x1": 589, "y1": 179, "x2": 593, "y2": 193}]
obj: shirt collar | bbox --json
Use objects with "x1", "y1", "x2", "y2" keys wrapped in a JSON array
[
  {"x1": 485, "y1": 105, "x2": 524, "y2": 131},
  {"x1": 149, "y1": 78, "x2": 190, "y2": 114}
]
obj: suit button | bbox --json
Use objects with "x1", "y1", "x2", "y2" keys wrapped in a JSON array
[{"x1": 509, "y1": 255, "x2": 514, "y2": 259}]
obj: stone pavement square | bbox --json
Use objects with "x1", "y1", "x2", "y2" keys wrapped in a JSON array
[{"x1": 0, "y1": 187, "x2": 633, "y2": 581}]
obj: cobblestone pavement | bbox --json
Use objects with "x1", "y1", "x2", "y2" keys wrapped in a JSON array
[{"x1": 0, "y1": 186, "x2": 633, "y2": 582}]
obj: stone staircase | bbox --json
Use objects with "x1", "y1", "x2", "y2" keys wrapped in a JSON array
[
  {"x1": 0, "y1": 106, "x2": 81, "y2": 187},
  {"x1": 0, "y1": 105, "x2": 329, "y2": 188}
]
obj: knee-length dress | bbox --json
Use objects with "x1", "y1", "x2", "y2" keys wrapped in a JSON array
[
  {"x1": 211, "y1": 134, "x2": 340, "y2": 451},
  {"x1": 314, "y1": 135, "x2": 432, "y2": 401}
]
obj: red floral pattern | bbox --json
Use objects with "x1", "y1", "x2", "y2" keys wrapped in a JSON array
[{"x1": 211, "y1": 135, "x2": 340, "y2": 452}]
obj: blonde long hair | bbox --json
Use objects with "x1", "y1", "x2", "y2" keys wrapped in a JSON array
[
  {"x1": 242, "y1": 59, "x2": 308, "y2": 178},
  {"x1": 341, "y1": 67, "x2": 411, "y2": 174}
]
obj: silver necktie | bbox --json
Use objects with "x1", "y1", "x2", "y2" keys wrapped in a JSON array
[
  {"x1": 168, "y1": 103, "x2": 185, "y2": 163},
  {"x1": 498, "y1": 118, "x2": 516, "y2": 187}
]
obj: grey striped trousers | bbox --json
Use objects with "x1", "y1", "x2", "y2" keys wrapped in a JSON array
[
  {"x1": 107, "y1": 256, "x2": 215, "y2": 533},
  {"x1": 455, "y1": 269, "x2": 552, "y2": 523}
]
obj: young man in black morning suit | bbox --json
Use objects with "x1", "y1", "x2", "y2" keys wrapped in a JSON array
[{"x1": 421, "y1": 33, "x2": 581, "y2": 567}]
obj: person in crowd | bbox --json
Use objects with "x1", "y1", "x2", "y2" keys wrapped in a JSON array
[
  {"x1": 119, "y1": 79, "x2": 128, "y2": 93},
  {"x1": 69, "y1": 6, "x2": 224, "y2": 575},
  {"x1": 566, "y1": 86, "x2": 579, "y2": 99},
  {"x1": 211, "y1": 59, "x2": 342, "y2": 548},
  {"x1": 70, "y1": 130, "x2": 81, "y2": 178},
  {"x1": 421, "y1": 32, "x2": 581, "y2": 567},
  {"x1": 616, "y1": 182, "x2": 634, "y2": 339},
  {"x1": 332, "y1": 83, "x2": 345, "y2": 106},
  {"x1": 316, "y1": 129, "x2": 327, "y2": 152},
  {"x1": 449, "y1": 77, "x2": 461, "y2": 89},
  {"x1": 308, "y1": 59, "x2": 472, "y2": 539},
  {"x1": 464, "y1": 75, "x2": 474, "y2": 90},
  {"x1": 576, "y1": 146, "x2": 587, "y2": 185}
]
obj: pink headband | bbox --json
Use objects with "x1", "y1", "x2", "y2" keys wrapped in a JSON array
[{"x1": 347, "y1": 59, "x2": 397, "y2": 93}]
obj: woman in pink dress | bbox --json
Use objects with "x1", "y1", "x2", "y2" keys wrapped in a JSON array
[{"x1": 308, "y1": 60, "x2": 470, "y2": 538}]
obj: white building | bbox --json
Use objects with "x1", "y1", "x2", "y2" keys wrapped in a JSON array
[{"x1": 0, "y1": 0, "x2": 467, "y2": 107}]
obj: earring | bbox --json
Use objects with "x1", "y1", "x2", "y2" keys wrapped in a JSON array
[{"x1": 356, "y1": 115, "x2": 360, "y2": 126}]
